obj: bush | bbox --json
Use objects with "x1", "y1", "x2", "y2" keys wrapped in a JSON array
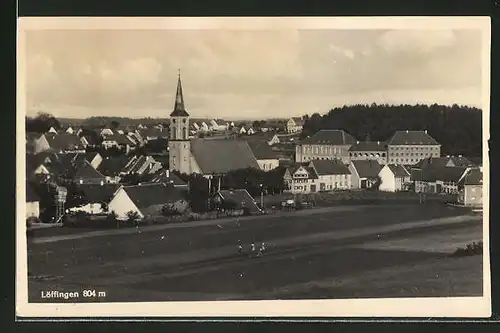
[
  {"x1": 126, "y1": 210, "x2": 141, "y2": 225},
  {"x1": 451, "y1": 241, "x2": 483, "y2": 257}
]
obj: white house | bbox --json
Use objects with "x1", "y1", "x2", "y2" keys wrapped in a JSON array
[
  {"x1": 48, "y1": 126, "x2": 58, "y2": 134},
  {"x1": 247, "y1": 128, "x2": 256, "y2": 135},
  {"x1": 100, "y1": 128, "x2": 115, "y2": 137},
  {"x1": 239, "y1": 126, "x2": 247, "y2": 134},
  {"x1": 378, "y1": 164, "x2": 411, "y2": 192},
  {"x1": 107, "y1": 183, "x2": 188, "y2": 220},
  {"x1": 65, "y1": 126, "x2": 74, "y2": 134},
  {"x1": 248, "y1": 141, "x2": 280, "y2": 171},
  {"x1": 200, "y1": 122, "x2": 210, "y2": 132},
  {"x1": 68, "y1": 183, "x2": 120, "y2": 215},
  {"x1": 209, "y1": 119, "x2": 228, "y2": 132},
  {"x1": 286, "y1": 117, "x2": 304, "y2": 134},
  {"x1": 27, "y1": 133, "x2": 51, "y2": 154}
]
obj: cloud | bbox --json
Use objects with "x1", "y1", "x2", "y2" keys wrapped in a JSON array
[
  {"x1": 96, "y1": 57, "x2": 163, "y2": 91},
  {"x1": 377, "y1": 30, "x2": 458, "y2": 54},
  {"x1": 328, "y1": 44, "x2": 355, "y2": 59}
]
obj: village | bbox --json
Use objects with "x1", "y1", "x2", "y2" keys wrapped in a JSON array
[{"x1": 25, "y1": 73, "x2": 485, "y2": 302}]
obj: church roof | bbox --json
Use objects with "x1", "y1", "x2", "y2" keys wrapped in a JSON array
[
  {"x1": 170, "y1": 71, "x2": 190, "y2": 117},
  {"x1": 190, "y1": 139, "x2": 260, "y2": 174}
]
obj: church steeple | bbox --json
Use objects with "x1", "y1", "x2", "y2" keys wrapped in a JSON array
[{"x1": 170, "y1": 69, "x2": 189, "y2": 117}]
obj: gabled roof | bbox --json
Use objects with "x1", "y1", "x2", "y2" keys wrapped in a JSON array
[
  {"x1": 412, "y1": 156, "x2": 475, "y2": 169},
  {"x1": 310, "y1": 159, "x2": 351, "y2": 176},
  {"x1": 79, "y1": 183, "x2": 120, "y2": 203},
  {"x1": 290, "y1": 117, "x2": 304, "y2": 126},
  {"x1": 247, "y1": 141, "x2": 279, "y2": 160},
  {"x1": 216, "y1": 189, "x2": 261, "y2": 212},
  {"x1": 386, "y1": 164, "x2": 411, "y2": 177},
  {"x1": 97, "y1": 156, "x2": 130, "y2": 177},
  {"x1": 123, "y1": 183, "x2": 185, "y2": 209},
  {"x1": 190, "y1": 139, "x2": 260, "y2": 174},
  {"x1": 300, "y1": 130, "x2": 356, "y2": 145},
  {"x1": 349, "y1": 141, "x2": 387, "y2": 152},
  {"x1": 149, "y1": 169, "x2": 187, "y2": 186},
  {"x1": 351, "y1": 160, "x2": 383, "y2": 178},
  {"x1": 462, "y1": 168, "x2": 483, "y2": 186},
  {"x1": 26, "y1": 182, "x2": 39, "y2": 202},
  {"x1": 387, "y1": 130, "x2": 440, "y2": 146},
  {"x1": 46, "y1": 134, "x2": 83, "y2": 151},
  {"x1": 287, "y1": 165, "x2": 318, "y2": 179},
  {"x1": 74, "y1": 161, "x2": 106, "y2": 180},
  {"x1": 412, "y1": 166, "x2": 468, "y2": 183},
  {"x1": 139, "y1": 127, "x2": 168, "y2": 139}
]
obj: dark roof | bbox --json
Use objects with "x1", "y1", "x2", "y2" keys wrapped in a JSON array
[
  {"x1": 26, "y1": 183, "x2": 39, "y2": 202},
  {"x1": 139, "y1": 127, "x2": 169, "y2": 139},
  {"x1": 149, "y1": 169, "x2": 187, "y2": 186},
  {"x1": 310, "y1": 159, "x2": 351, "y2": 175},
  {"x1": 74, "y1": 161, "x2": 106, "y2": 180},
  {"x1": 300, "y1": 130, "x2": 356, "y2": 145},
  {"x1": 349, "y1": 141, "x2": 387, "y2": 152},
  {"x1": 387, "y1": 164, "x2": 411, "y2": 177},
  {"x1": 217, "y1": 189, "x2": 261, "y2": 212},
  {"x1": 350, "y1": 160, "x2": 383, "y2": 178},
  {"x1": 97, "y1": 156, "x2": 130, "y2": 177},
  {"x1": 123, "y1": 183, "x2": 185, "y2": 208},
  {"x1": 412, "y1": 156, "x2": 475, "y2": 169},
  {"x1": 46, "y1": 134, "x2": 83, "y2": 151},
  {"x1": 103, "y1": 134, "x2": 136, "y2": 146},
  {"x1": 247, "y1": 141, "x2": 279, "y2": 160},
  {"x1": 170, "y1": 74, "x2": 190, "y2": 117},
  {"x1": 79, "y1": 183, "x2": 120, "y2": 203},
  {"x1": 190, "y1": 139, "x2": 260, "y2": 174},
  {"x1": 462, "y1": 168, "x2": 483, "y2": 186},
  {"x1": 413, "y1": 166, "x2": 468, "y2": 183},
  {"x1": 388, "y1": 130, "x2": 440, "y2": 146}
]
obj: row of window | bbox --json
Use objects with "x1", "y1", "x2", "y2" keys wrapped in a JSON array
[
  {"x1": 390, "y1": 152, "x2": 434, "y2": 157},
  {"x1": 389, "y1": 154, "x2": 439, "y2": 164},
  {"x1": 302, "y1": 145, "x2": 345, "y2": 155},
  {"x1": 170, "y1": 128, "x2": 189, "y2": 140},
  {"x1": 350, "y1": 152, "x2": 386, "y2": 157},
  {"x1": 390, "y1": 146, "x2": 439, "y2": 151}
]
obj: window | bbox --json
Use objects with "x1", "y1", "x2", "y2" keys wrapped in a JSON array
[
  {"x1": 172, "y1": 119, "x2": 176, "y2": 123},
  {"x1": 183, "y1": 118, "x2": 187, "y2": 123}
]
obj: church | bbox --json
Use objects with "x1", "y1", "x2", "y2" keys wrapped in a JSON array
[{"x1": 168, "y1": 72, "x2": 260, "y2": 178}]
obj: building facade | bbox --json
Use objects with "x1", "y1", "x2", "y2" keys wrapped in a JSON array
[
  {"x1": 386, "y1": 130, "x2": 441, "y2": 165},
  {"x1": 295, "y1": 129, "x2": 356, "y2": 164}
]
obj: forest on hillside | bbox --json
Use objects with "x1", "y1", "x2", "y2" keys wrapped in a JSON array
[{"x1": 300, "y1": 104, "x2": 483, "y2": 157}]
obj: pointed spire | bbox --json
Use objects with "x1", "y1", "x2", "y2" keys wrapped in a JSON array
[{"x1": 170, "y1": 70, "x2": 189, "y2": 117}]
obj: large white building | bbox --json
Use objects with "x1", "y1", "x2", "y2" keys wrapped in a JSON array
[{"x1": 295, "y1": 130, "x2": 356, "y2": 164}]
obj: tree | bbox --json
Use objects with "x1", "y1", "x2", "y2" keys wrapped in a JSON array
[
  {"x1": 126, "y1": 210, "x2": 140, "y2": 225},
  {"x1": 26, "y1": 112, "x2": 62, "y2": 133},
  {"x1": 111, "y1": 121, "x2": 120, "y2": 129}
]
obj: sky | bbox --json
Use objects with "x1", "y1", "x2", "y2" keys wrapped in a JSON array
[{"x1": 23, "y1": 28, "x2": 484, "y2": 119}]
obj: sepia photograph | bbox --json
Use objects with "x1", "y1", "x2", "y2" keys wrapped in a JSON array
[{"x1": 16, "y1": 17, "x2": 491, "y2": 318}]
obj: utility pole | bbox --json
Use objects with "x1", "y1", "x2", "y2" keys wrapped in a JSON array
[{"x1": 260, "y1": 183, "x2": 264, "y2": 210}]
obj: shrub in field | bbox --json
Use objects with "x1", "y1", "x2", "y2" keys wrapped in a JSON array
[
  {"x1": 126, "y1": 210, "x2": 141, "y2": 225},
  {"x1": 451, "y1": 241, "x2": 483, "y2": 257}
]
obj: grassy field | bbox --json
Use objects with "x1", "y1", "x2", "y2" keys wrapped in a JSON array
[{"x1": 27, "y1": 204, "x2": 483, "y2": 302}]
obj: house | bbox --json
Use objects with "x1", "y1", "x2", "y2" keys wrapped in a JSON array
[
  {"x1": 247, "y1": 141, "x2": 280, "y2": 171},
  {"x1": 68, "y1": 183, "x2": 120, "y2": 215},
  {"x1": 101, "y1": 134, "x2": 137, "y2": 153},
  {"x1": 97, "y1": 156, "x2": 130, "y2": 183},
  {"x1": 26, "y1": 132, "x2": 51, "y2": 154},
  {"x1": 65, "y1": 126, "x2": 74, "y2": 134},
  {"x1": 46, "y1": 133, "x2": 86, "y2": 153},
  {"x1": 308, "y1": 159, "x2": 352, "y2": 192},
  {"x1": 26, "y1": 182, "x2": 40, "y2": 220},
  {"x1": 100, "y1": 128, "x2": 115, "y2": 137},
  {"x1": 386, "y1": 130, "x2": 441, "y2": 165},
  {"x1": 349, "y1": 141, "x2": 388, "y2": 165},
  {"x1": 349, "y1": 160, "x2": 383, "y2": 189},
  {"x1": 148, "y1": 169, "x2": 188, "y2": 188},
  {"x1": 457, "y1": 168, "x2": 483, "y2": 207},
  {"x1": 295, "y1": 129, "x2": 357, "y2": 164},
  {"x1": 246, "y1": 128, "x2": 256, "y2": 135},
  {"x1": 412, "y1": 166, "x2": 470, "y2": 195},
  {"x1": 378, "y1": 164, "x2": 412, "y2": 192},
  {"x1": 209, "y1": 119, "x2": 228, "y2": 132},
  {"x1": 120, "y1": 155, "x2": 162, "y2": 176},
  {"x1": 107, "y1": 183, "x2": 188, "y2": 220},
  {"x1": 283, "y1": 164, "x2": 318, "y2": 194},
  {"x1": 74, "y1": 161, "x2": 107, "y2": 185},
  {"x1": 239, "y1": 126, "x2": 247, "y2": 135},
  {"x1": 191, "y1": 122, "x2": 200, "y2": 131},
  {"x1": 200, "y1": 122, "x2": 210, "y2": 132},
  {"x1": 286, "y1": 117, "x2": 304, "y2": 134},
  {"x1": 70, "y1": 152, "x2": 103, "y2": 169},
  {"x1": 47, "y1": 126, "x2": 58, "y2": 134},
  {"x1": 139, "y1": 127, "x2": 169, "y2": 142},
  {"x1": 213, "y1": 189, "x2": 262, "y2": 213}
]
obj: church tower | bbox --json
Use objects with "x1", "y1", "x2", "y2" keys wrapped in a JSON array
[{"x1": 168, "y1": 70, "x2": 191, "y2": 174}]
